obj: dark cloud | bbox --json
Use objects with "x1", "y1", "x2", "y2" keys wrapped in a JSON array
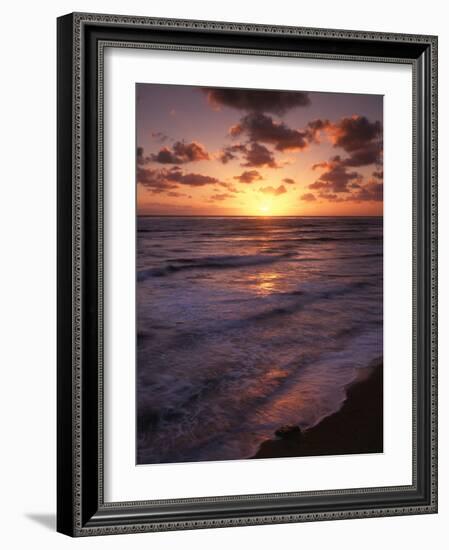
[
  {"x1": 166, "y1": 167, "x2": 219, "y2": 186},
  {"x1": 138, "y1": 166, "x2": 221, "y2": 193},
  {"x1": 310, "y1": 156, "x2": 361, "y2": 193},
  {"x1": 350, "y1": 180, "x2": 383, "y2": 202},
  {"x1": 233, "y1": 170, "x2": 263, "y2": 184},
  {"x1": 137, "y1": 146, "x2": 151, "y2": 166},
  {"x1": 341, "y1": 142, "x2": 381, "y2": 167},
  {"x1": 319, "y1": 192, "x2": 344, "y2": 202},
  {"x1": 219, "y1": 141, "x2": 279, "y2": 168},
  {"x1": 151, "y1": 147, "x2": 180, "y2": 164},
  {"x1": 330, "y1": 116, "x2": 382, "y2": 152},
  {"x1": 300, "y1": 192, "x2": 316, "y2": 201},
  {"x1": 151, "y1": 141, "x2": 210, "y2": 164},
  {"x1": 137, "y1": 167, "x2": 178, "y2": 194},
  {"x1": 283, "y1": 178, "x2": 295, "y2": 184},
  {"x1": 317, "y1": 180, "x2": 383, "y2": 202},
  {"x1": 137, "y1": 147, "x2": 144, "y2": 165},
  {"x1": 218, "y1": 143, "x2": 247, "y2": 164},
  {"x1": 202, "y1": 87, "x2": 310, "y2": 115},
  {"x1": 230, "y1": 112, "x2": 309, "y2": 152},
  {"x1": 305, "y1": 115, "x2": 382, "y2": 169},
  {"x1": 308, "y1": 114, "x2": 383, "y2": 203},
  {"x1": 219, "y1": 181, "x2": 242, "y2": 193},
  {"x1": 229, "y1": 114, "x2": 382, "y2": 163},
  {"x1": 241, "y1": 142, "x2": 279, "y2": 168},
  {"x1": 314, "y1": 115, "x2": 383, "y2": 167},
  {"x1": 305, "y1": 119, "x2": 332, "y2": 143},
  {"x1": 259, "y1": 184, "x2": 287, "y2": 196},
  {"x1": 309, "y1": 160, "x2": 383, "y2": 202}
]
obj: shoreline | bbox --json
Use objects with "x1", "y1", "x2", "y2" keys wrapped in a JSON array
[{"x1": 252, "y1": 362, "x2": 383, "y2": 459}]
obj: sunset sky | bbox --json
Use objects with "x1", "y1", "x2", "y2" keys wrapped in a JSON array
[{"x1": 136, "y1": 84, "x2": 383, "y2": 216}]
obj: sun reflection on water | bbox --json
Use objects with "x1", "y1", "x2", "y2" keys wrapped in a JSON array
[{"x1": 254, "y1": 271, "x2": 281, "y2": 295}]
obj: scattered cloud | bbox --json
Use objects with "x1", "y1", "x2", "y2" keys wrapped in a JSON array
[
  {"x1": 228, "y1": 114, "x2": 382, "y2": 165},
  {"x1": 241, "y1": 142, "x2": 279, "y2": 168},
  {"x1": 305, "y1": 119, "x2": 332, "y2": 143},
  {"x1": 315, "y1": 178, "x2": 383, "y2": 202},
  {"x1": 308, "y1": 171, "x2": 383, "y2": 202},
  {"x1": 218, "y1": 143, "x2": 247, "y2": 164},
  {"x1": 330, "y1": 115, "x2": 382, "y2": 152},
  {"x1": 308, "y1": 114, "x2": 383, "y2": 203},
  {"x1": 202, "y1": 87, "x2": 310, "y2": 115},
  {"x1": 137, "y1": 167, "x2": 178, "y2": 194},
  {"x1": 230, "y1": 112, "x2": 309, "y2": 152},
  {"x1": 219, "y1": 141, "x2": 279, "y2": 168},
  {"x1": 319, "y1": 192, "x2": 344, "y2": 202},
  {"x1": 138, "y1": 104, "x2": 382, "y2": 209},
  {"x1": 208, "y1": 192, "x2": 235, "y2": 202},
  {"x1": 233, "y1": 170, "x2": 263, "y2": 184},
  {"x1": 312, "y1": 115, "x2": 383, "y2": 167},
  {"x1": 219, "y1": 181, "x2": 242, "y2": 193},
  {"x1": 341, "y1": 142, "x2": 381, "y2": 167},
  {"x1": 300, "y1": 192, "x2": 316, "y2": 201},
  {"x1": 310, "y1": 156, "x2": 361, "y2": 193},
  {"x1": 166, "y1": 167, "x2": 220, "y2": 186},
  {"x1": 151, "y1": 141, "x2": 210, "y2": 164},
  {"x1": 259, "y1": 184, "x2": 287, "y2": 196},
  {"x1": 138, "y1": 166, "x2": 222, "y2": 193},
  {"x1": 350, "y1": 180, "x2": 383, "y2": 202},
  {"x1": 137, "y1": 147, "x2": 150, "y2": 166}
]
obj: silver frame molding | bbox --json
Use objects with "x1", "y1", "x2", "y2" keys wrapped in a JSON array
[{"x1": 57, "y1": 12, "x2": 438, "y2": 537}]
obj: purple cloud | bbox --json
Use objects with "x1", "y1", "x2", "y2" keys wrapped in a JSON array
[
  {"x1": 202, "y1": 87, "x2": 310, "y2": 115},
  {"x1": 150, "y1": 141, "x2": 210, "y2": 164},
  {"x1": 233, "y1": 170, "x2": 263, "y2": 184},
  {"x1": 259, "y1": 184, "x2": 287, "y2": 196}
]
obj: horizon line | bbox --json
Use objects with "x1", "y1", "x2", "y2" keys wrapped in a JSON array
[{"x1": 137, "y1": 214, "x2": 383, "y2": 218}]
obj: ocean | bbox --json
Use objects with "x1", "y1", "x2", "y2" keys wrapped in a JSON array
[{"x1": 136, "y1": 216, "x2": 383, "y2": 464}]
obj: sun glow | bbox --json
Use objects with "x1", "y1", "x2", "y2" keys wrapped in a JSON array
[{"x1": 250, "y1": 195, "x2": 292, "y2": 216}]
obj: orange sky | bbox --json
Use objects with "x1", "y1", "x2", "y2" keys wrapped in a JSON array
[{"x1": 137, "y1": 84, "x2": 383, "y2": 216}]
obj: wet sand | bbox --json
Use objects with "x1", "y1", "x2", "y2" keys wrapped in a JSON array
[{"x1": 252, "y1": 363, "x2": 383, "y2": 459}]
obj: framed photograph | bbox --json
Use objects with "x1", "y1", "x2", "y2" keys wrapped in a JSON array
[{"x1": 57, "y1": 12, "x2": 438, "y2": 536}]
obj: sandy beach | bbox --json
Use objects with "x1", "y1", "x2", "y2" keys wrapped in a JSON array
[{"x1": 252, "y1": 362, "x2": 383, "y2": 459}]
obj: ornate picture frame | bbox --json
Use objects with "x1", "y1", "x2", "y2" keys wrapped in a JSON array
[{"x1": 57, "y1": 12, "x2": 437, "y2": 536}]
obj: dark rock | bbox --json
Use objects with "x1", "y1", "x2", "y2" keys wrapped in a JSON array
[{"x1": 275, "y1": 425, "x2": 302, "y2": 440}]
